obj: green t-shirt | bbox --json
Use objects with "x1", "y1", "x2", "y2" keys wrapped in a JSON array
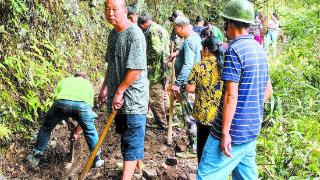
[
  {"x1": 106, "y1": 25, "x2": 149, "y2": 114},
  {"x1": 54, "y1": 77, "x2": 94, "y2": 107},
  {"x1": 212, "y1": 26, "x2": 223, "y2": 42}
]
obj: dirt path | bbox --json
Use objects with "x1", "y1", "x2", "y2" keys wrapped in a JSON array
[{"x1": 0, "y1": 108, "x2": 198, "y2": 179}]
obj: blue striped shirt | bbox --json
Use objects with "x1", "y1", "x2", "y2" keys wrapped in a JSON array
[{"x1": 211, "y1": 35, "x2": 269, "y2": 144}]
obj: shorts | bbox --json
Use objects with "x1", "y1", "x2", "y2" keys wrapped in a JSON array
[{"x1": 115, "y1": 114, "x2": 146, "y2": 161}]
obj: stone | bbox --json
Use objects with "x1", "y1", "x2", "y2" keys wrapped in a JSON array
[
  {"x1": 176, "y1": 142, "x2": 188, "y2": 152},
  {"x1": 0, "y1": 174, "x2": 7, "y2": 180},
  {"x1": 142, "y1": 168, "x2": 158, "y2": 180},
  {"x1": 165, "y1": 158, "x2": 177, "y2": 166}
]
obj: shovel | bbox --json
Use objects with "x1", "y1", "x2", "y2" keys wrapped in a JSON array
[
  {"x1": 79, "y1": 110, "x2": 117, "y2": 180},
  {"x1": 167, "y1": 41, "x2": 176, "y2": 145}
]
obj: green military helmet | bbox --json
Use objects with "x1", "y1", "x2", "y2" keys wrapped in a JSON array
[{"x1": 220, "y1": 0, "x2": 255, "y2": 24}]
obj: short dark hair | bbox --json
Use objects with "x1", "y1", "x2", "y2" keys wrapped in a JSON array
[
  {"x1": 272, "y1": 13, "x2": 279, "y2": 20},
  {"x1": 225, "y1": 18, "x2": 250, "y2": 29},
  {"x1": 201, "y1": 31, "x2": 226, "y2": 69},
  {"x1": 74, "y1": 72, "x2": 88, "y2": 79},
  {"x1": 204, "y1": 20, "x2": 211, "y2": 27},
  {"x1": 195, "y1": 16, "x2": 204, "y2": 23},
  {"x1": 127, "y1": 4, "x2": 137, "y2": 16},
  {"x1": 202, "y1": 35, "x2": 221, "y2": 54},
  {"x1": 200, "y1": 27, "x2": 211, "y2": 40},
  {"x1": 138, "y1": 12, "x2": 152, "y2": 25}
]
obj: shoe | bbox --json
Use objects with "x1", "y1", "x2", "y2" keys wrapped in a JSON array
[
  {"x1": 94, "y1": 159, "x2": 105, "y2": 168},
  {"x1": 27, "y1": 151, "x2": 42, "y2": 167}
]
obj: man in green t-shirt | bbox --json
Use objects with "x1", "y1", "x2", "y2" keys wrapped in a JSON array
[{"x1": 27, "y1": 72, "x2": 104, "y2": 168}]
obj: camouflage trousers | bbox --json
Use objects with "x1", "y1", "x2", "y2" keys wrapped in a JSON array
[
  {"x1": 150, "y1": 83, "x2": 170, "y2": 126},
  {"x1": 180, "y1": 89, "x2": 197, "y2": 152}
]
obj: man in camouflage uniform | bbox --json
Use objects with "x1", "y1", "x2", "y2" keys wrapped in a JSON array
[{"x1": 138, "y1": 13, "x2": 170, "y2": 128}]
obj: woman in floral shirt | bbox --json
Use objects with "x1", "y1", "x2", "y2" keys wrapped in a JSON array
[{"x1": 186, "y1": 31, "x2": 225, "y2": 162}]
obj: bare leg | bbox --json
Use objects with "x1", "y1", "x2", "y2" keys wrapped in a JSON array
[
  {"x1": 135, "y1": 160, "x2": 144, "y2": 172},
  {"x1": 122, "y1": 160, "x2": 137, "y2": 180}
]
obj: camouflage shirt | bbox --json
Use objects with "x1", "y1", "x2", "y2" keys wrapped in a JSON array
[{"x1": 143, "y1": 22, "x2": 170, "y2": 84}]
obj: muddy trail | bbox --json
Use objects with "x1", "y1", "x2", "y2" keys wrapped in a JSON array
[{"x1": 0, "y1": 107, "x2": 198, "y2": 179}]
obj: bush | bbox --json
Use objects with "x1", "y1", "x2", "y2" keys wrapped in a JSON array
[
  {"x1": 257, "y1": 1, "x2": 320, "y2": 178},
  {"x1": 0, "y1": 0, "x2": 108, "y2": 144}
]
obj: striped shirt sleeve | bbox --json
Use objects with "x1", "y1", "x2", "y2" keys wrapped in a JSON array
[{"x1": 222, "y1": 48, "x2": 241, "y2": 83}]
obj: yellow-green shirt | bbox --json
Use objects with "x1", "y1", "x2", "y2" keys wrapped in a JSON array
[
  {"x1": 187, "y1": 56, "x2": 223, "y2": 125},
  {"x1": 54, "y1": 77, "x2": 94, "y2": 107}
]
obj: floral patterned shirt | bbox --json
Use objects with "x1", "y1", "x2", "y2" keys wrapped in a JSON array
[{"x1": 187, "y1": 56, "x2": 223, "y2": 125}]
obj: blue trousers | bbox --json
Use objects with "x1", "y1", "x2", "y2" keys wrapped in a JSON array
[
  {"x1": 197, "y1": 135, "x2": 258, "y2": 180},
  {"x1": 34, "y1": 100, "x2": 100, "y2": 157}
]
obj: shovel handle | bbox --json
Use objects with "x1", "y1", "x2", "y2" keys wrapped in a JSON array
[
  {"x1": 167, "y1": 41, "x2": 176, "y2": 145},
  {"x1": 79, "y1": 110, "x2": 117, "y2": 180}
]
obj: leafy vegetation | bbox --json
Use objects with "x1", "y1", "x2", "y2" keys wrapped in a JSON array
[
  {"x1": 257, "y1": 0, "x2": 320, "y2": 179},
  {"x1": 0, "y1": 0, "x2": 108, "y2": 143},
  {"x1": 0, "y1": 0, "x2": 319, "y2": 179}
]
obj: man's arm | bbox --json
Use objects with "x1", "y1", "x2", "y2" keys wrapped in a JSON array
[
  {"x1": 221, "y1": 81, "x2": 239, "y2": 158},
  {"x1": 186, "y1": 65, "x2": 197, "y2": 93},
  {"x1": 168, "y1": 50, "x2": 179, "y2": 62},
  {"x1": 264, "y1": 80, "x2": 273, "y2": 102},
  {"x1": 72, "y1": 124, "x2": 82, "y2": 141},
  {"x1": 112, "y1": 69, "x2": 142, "y2": 110},
  {"x1": 175, "y1": 42, "x2": 196, "y2": 86}
]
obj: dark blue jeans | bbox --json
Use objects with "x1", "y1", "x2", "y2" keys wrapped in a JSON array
[{"x1": 34, "y1": 100, "x2": 100, "y2": 157}]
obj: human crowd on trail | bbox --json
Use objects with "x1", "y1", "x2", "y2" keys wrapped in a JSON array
[{"x1": 27, "y1": 0, "x2": 275, "y2": 179}]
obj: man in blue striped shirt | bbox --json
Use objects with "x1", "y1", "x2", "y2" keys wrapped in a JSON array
[{"x1": 197, "y1": 0, "x2": 273, "y2": 179}]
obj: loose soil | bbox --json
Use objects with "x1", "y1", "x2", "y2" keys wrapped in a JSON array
[{"x1": 0, "y1": 108, "x2": 198, "y2": 179}]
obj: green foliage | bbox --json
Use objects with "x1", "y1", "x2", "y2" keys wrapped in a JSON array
[
  {"x1": 0, "y1": 0, "x2": 107, "y2": 144},
  {"x1": 257, "y1": 1, "x2": 320, "y2": 179},
  {"x1": 1, "y1": 0, "x2": 319, "y2": 179},
  {"x1": 0, "y1": 124, "x2": 11, "y2": 140},
  {"x1": 128, "y1": 0, "x2": 226, "y2": 27}
]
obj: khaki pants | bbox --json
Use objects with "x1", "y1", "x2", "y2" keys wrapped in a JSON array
[{"x1": 150, "y1": 83, "x2": 169, "y2": 125}]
